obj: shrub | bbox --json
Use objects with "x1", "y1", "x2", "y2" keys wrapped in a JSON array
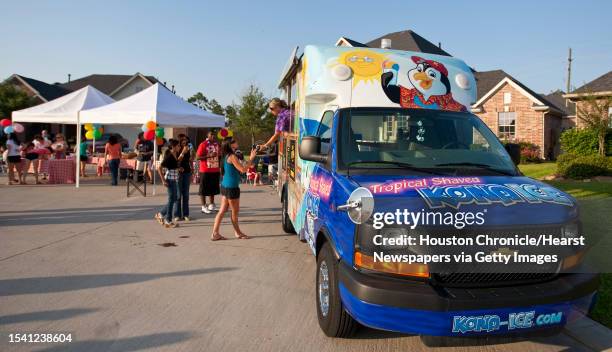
[
  {"x1": 560, "y1": 128, "x2": 612, "y2": 156},
  {"x1": 518, "y1": 142, "x2": 542, "y2": 163},
  {"x1": 557, "y1": 153, "x2": 612, "y2": 179}
]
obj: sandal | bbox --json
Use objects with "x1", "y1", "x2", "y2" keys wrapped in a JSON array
[
  {"x1": 211, "y1": 233, "x2": 227, "y2": 241},
  {"x1": 235, "y1": 233, "x2": 250, "y2": 240},
  {"x1": 154, "y1": 213, "x2": 164, "y2": 224}
]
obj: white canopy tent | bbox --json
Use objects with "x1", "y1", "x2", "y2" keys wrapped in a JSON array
[
  {"x1": 12, "y1": 85, "x2": 114, "y2": 124},
  {"x1": 79, "y1": 83, "x2": 226, "y2": 191},
  {"x1": 12, "y1": 86, "x2": 115, "y2": 188}
]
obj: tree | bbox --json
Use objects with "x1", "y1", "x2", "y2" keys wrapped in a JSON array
[
  {"x1": 187, "y1": 92, "x2": 210, "y2": 110},
  {"x1": 187, "y1": 92, "x2": 226, "y2": 115},
  {"x1": 232, "y1": 85, "x2": 275, "y2": 145},
  {"x1": 0, "y1": 82, "x2": 37, "y2": 118},
  {"x1": 576, "y1": 93, "x2": 612, "y2": 156}
]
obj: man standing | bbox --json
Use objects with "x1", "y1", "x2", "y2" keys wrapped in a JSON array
[{"x1": 197, "y1": 131, "x2": 221, "y2": 214}]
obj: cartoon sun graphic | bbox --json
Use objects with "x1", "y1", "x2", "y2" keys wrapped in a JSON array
[{"x1": 334, "y1": 49, "x2": 386, "y2": 87}]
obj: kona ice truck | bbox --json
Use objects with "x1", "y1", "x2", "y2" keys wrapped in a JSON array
[{"x1": 275, "y1": 45, "x2": 598, "y2": 339}]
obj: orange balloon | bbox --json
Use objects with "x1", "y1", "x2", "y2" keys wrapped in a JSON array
[
  {"x1": 156, "y1": 137, "x2": 164, "y2": 146},
  {"x1": 146, "y1": 121, "x2": 157, "y2": 131}
]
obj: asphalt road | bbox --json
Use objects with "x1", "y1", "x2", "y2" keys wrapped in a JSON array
[{"x1": 0, "y1": 178, "x2": 597, "y2": 351}]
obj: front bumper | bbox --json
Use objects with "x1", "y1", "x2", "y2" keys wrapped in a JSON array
[{"x1": 338, "y1": 262, "x2": 599, "y2": 336}]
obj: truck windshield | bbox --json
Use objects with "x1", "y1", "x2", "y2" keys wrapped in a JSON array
[{"x1": 338, "y1": 108, "x2": 518, "y2": 176}]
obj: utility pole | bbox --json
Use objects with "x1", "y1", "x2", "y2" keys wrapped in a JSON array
[{"x1": 566, "y1": 48, "x2": 572, "y2": 107}]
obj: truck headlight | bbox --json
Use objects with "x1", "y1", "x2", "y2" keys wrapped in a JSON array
[{"x1": 354, "y1": 224, "x2": 429, "y2": 278}]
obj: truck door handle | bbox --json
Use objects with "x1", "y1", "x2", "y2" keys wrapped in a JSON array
[{"x1": 337, "y1": 200, "x2": 361, "y2": 212}]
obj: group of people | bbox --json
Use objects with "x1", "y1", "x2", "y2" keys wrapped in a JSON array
[
  {"x1": 153, "y1": 98, "x2": 290, "y2": 242},
  {"x1": 2, "y1": 130, "x2": 69, "y2": 185}
]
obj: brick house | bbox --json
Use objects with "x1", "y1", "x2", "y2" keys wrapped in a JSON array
[
  {"x1": 336, "y1": 30, "x2": 567, "y2": 160},
  {"x1": 471, "y1": 71, "x2": 565, "y2": 159},
  {"x1": 563, "y1": 71, "x2": 612, "y2": 129}
]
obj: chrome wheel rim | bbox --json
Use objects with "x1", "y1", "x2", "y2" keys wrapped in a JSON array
[{"x1": 318, "y1": 261, "x2": 330, "y2": 317}]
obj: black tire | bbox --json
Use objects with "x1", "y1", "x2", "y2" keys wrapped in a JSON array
[
  {"x1": 281, "y1": 188, "x2": 296, "y2": 234},
  {"x1": 316, "y1": 242, "x2": 358, "y2": 337}
]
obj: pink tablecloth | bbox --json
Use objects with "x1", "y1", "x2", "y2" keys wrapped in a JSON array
[{"x1": 91, "y1": 157, "x2": 137, "y2": 176}]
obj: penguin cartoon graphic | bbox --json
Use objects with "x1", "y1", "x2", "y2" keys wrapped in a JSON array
[{"x1": 381, "y1": 56, "x2": 467, "y2": 112}]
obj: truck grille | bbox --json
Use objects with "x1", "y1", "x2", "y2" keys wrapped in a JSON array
[{"x1": 433, "y1": 272, "x2": 558, "y2": 288}]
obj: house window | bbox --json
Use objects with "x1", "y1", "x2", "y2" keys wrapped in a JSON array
[
  {"x1": 382, "y1": 114, "x2": 409, "y2": 141},
  {"x1": 503, "y1": 92, "x2": 512, "y2": 105},
  {"x1": 608, "y1": 107, "x2": 612, "y2": 128},
  {"x1": 498, "y1": 112, "x2": 516, "y2": 139}
]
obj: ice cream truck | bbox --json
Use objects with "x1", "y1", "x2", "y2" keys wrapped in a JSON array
[{"x1": 276, "y1": 45, "x2": 598, "y2": 340}]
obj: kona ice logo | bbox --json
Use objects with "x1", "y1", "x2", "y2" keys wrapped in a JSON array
[
  {"x1": 452, "y1": 311, "x2": 563, "y2": 334},
  {"x1": 417, "y1": 183, "x2": 573, "y2": 209}
]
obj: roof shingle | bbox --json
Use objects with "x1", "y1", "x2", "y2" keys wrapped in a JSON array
[
  {"x1": 59, "y1": 74, "x2": 158, "y2": 95},
  {"x1": 365, "y1": 30, "x2": 451, "y2": 56},
  {"x1": 572, "y1": 71, "x2": 612, "y2": 94},
  {"x1": 12, "y1": 75, "x2": 72, "y2": 101}
]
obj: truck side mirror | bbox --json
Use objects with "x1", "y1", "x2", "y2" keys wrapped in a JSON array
[
  {"x1": 299, "y1": 136, "x2": 328, "y2": 164},
  {"x1": 504, "y1": 143, "x2": 521, "y2": 165}
]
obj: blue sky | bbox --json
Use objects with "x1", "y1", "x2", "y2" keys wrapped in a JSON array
[{"x1": 1, "y1": 0, "x2": 610, "y2": 106}]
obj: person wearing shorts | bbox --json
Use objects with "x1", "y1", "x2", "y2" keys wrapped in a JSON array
[
  {"x1": 5, "y1": 133, "x2": 23, "y2": 185},
  {"x1": 197, "y1": 131, "x2": 221, "y2": 214},
  {"x1": 210, "y1": 137, "x2": 257, "y2": 241},
  {"x1": 77, "y1": 135, "x2": 89, "y2": 178},
  {"x1": 22, "y1": 142, "x2": 40, "y2": 184}
]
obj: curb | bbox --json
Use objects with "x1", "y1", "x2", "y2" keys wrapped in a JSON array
[{"x1": 564, "y1": 317, "x2": 612, "y2": 351}]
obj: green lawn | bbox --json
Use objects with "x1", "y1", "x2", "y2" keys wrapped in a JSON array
[
  {"x1": 520, "y1": 162, "x2": 612, "y2": 328},
  {"x1": 518, "y1": 162, "x2": 558, "y2": 179}
]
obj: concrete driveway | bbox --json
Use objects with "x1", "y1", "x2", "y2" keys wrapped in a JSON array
[{"x1": 0, "y1": 178, "x2": 597, "y2": 351}]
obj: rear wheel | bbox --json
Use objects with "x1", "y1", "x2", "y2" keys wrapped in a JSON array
[
  {"x1": 281, "y1": 188, "x2": 296, "y2": 234},
  {"x1": 316, "y1": 242, "x2": 358, "y2": 337}
]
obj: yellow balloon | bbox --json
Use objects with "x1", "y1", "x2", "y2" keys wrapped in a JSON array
[
  {"x1": 85, "y1": 130, "x2": 94, "y2": 139},
  {"x1": 84, "y1": 123, "x2": 94, "y2": 131}
]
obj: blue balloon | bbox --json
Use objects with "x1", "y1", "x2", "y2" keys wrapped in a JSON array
[
  {"x1": 93, "y1": 124, "x2": 101, "y2": 129},
  {"x1": 141, "y1": 124, "x2": 148, "y2": 132},
  {"x1": 4, "y1": 126, "x2": 14, "y2": 134}
]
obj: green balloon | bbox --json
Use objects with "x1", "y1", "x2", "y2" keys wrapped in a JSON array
[
  {"x1": 155, "y1": 127, "x2": 164, "y2": 138},
  {"x1": 93, "y1": 129, "x2": 102, "y2": 139}
]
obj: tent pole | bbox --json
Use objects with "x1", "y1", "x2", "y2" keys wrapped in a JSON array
[
  {"x1": 76, "y1": 113, "x2": 81, "y2": 188},
  {"x1": 153, "y1": 140, "x2": 157, "y2": 196}
]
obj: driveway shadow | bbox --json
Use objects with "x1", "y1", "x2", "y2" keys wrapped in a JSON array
[
  {"x1": 0, "y1": 267, "x2": 236, "y2": 296},
  {"x1": 36, "y1": 331, "x2": 193, "y2": 352},
  {"x1": 0, "y1": 308, "x2": 99, "y2": 325}
]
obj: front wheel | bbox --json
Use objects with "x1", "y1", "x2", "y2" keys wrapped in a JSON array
[
  {"x1": 316, "y1": 242, "x2": 358, "y2": 337},
  {"x1": 281, "y1": 188, "x2": 296, "y2": 234}
]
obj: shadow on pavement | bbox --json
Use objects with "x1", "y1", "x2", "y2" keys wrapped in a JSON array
[
  {"x1": 0, "y1": 205, "x2": 281, "y2": 227},
  {"x1": 0, "y1": 308, "x2": 100, "y2": 325},
  {"x1": 0, "y1": 267, "x2": 236, "y2": 296},
  {"x1": 36, "y1": 331, "x2": 194, "y2": 352}
]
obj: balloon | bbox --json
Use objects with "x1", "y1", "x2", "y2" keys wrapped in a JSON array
[
  {"x1": 0, "y1": 119, "x2": 11, "y2": 127},
  {"x1": 98, "y1": 127, "x2": 104, "y2": 134},
  {"x1": 145, "y1": 121, "x2": 157, "y2": 131},
  {"x1": 141, "y1": 124, "x2": 149, "y2": 132},
  {"x1": 217, "y1": 128, "x2": 233, "y2": 140},
  {"x1": 85, "y1": 131, "x2": 94, "y2": 140},
  {"x1": 84, "y1": 123, "x2": 94, "y2": 131},
  {"x1": 12, "y1": 123, "x2": 24, "y2": 133},
  {"x1": 155, "y1": 127, "x2": 164, "y2": 138},
  {"x1": 144, "y1": 130, "x2": 155, "y2": 140},
  {"x1": 4, "y1": 126, "x2": 14, "y2": 134},
  {"x1": 93, "y1": 129, "x2": 102, "y2": 139},
  {"x1": 156, "y1": 137, "x2": 164, "y2": 146},
  {"x1": 93, "y1": 124, "x2": 101, "y2": 129}
]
